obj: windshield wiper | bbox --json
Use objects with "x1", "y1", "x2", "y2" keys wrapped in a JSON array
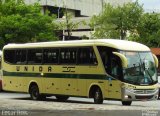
[
  {"x1": 145, "y1": 69, "x2": 153, "y2": 83},
  {"x1": 140, "y1": 59, "x2": 154, "y2": 84}
]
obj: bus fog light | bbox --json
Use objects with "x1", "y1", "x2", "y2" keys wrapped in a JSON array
[
  {"x1": 125, "y1": 95, "x2": 129, "y2": 99},
  {"x1": 124, "y1": 95, "x2": 131, "y2": 99}
]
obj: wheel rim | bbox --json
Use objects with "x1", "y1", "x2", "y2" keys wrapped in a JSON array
[
  {"x1": 31, "y1": 87, "x2": 39, "y2": 100},
  {"x1": 94, "y1": 88, "x2": 103, "y2": 104},
  {"x1": 95, "y1": 91, "x2": 100, "y2": 100}
]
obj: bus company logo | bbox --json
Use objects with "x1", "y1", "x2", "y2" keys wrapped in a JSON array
[
  {"x1": 16, "y1": 66, "x2": 52, "y2": 72},
  {"x1": 142, "y1": 110, "x2": 158, "y2": 116},
  {"x1": 62, "y1": 66, "x2": 75, "y2": 72}
]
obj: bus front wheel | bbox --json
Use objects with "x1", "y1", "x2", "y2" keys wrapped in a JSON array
[
  {"x1": 30, "y1": 85, "x2": 46, "y2": 100},
  {"x1": 94, "y1": 88, "x2": 103, "y2": 104},
  {"x1": 122, "y1": 101, "x2": 132, "y2": 106}
]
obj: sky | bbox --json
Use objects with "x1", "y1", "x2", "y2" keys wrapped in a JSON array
[{"x1": 133, "y1": 0, "x2": 160, "y2": 12}]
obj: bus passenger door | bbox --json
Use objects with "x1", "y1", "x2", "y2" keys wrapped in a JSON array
[
  {"x1": 107, "y1": 56, "x2": 122, "y2": 99},
  {"x1": 97, "y1": 46, "x2": 122, "y2": 99}
]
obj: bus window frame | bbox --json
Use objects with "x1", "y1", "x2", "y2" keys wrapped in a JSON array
[
  {"x1": 27, "y1": 48, "x2": 43, "y2": 65},
  {"x1": 43, "y1": 48, "x2": 60, "y2": 65},
  {"x1": 76, "y1": 46, "x2": 98, "y2": 66},
  {"x1": 15, "y1": 49, "x2": 27, "y2": 65},
  {"x1": 3, "y1": 46, "x2": 98, "y2": 66},
  {"x1": 59, "y1": 47, "x2": 77, "y2": 65},
  {"x1": 3, "y1": 49, "x2": 16, "y2": 65}
]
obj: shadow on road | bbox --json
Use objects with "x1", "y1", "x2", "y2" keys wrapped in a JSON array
[
  {"x1": 1, "y1": 91, "x2": 156, "y2": 107},
  {"x1": 11, "y1": 97, "x2": 152, "y2": 107},
  {"x1": 12, "y1": 97, "x2": 95, "y2": 104}
]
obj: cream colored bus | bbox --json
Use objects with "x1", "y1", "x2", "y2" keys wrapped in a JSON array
[{"x1": 2, "y1": 39, "x2": 159, "y2": 105}]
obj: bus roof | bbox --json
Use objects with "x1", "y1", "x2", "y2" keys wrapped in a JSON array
[{"x1": 3, "y1": 39, "x2": 150, "y2": 51}]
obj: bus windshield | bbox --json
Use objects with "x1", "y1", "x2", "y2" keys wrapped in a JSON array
[{"x1": 120, "y1": 51, "x2": 157, "y2": 85}]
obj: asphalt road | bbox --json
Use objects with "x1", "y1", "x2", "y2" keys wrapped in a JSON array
[{"x1": 0, "y1": 92, "x2": 160, "y2": 116}]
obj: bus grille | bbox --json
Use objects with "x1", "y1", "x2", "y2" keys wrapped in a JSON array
[
  {"x1": 134, "y1": 89, "x2": 156, "y2": 94},
  {"x1": 135, "y1": 95, "x2": 153, "y2": 99}
]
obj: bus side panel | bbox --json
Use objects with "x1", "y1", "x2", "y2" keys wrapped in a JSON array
[
  {"x1": 61, "y1": 78, "x2": 77, "y2": 95},
  {"x1": 77, "y1": 79, "x2": 87, "y2": 96},
  {"x1": 2, "y1": 76, "x2": 44, "y2": 93},
  {"x1": 2, "y1": 63, "x2": 44, "y2": 93},
  {"x1": 2, "y1": 76, "x2": 25, "y2": 92},
  {"x1": 43, "y1": 78, "x2": 61, "y2": 95}
]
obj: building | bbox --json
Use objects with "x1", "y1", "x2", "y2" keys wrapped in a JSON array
[
  {"x1": 25, "y1": 0, "x2": 132, "y2": 40},
  {"x1": 26, "y1": 0, "x2": 131, "y2": 17}
]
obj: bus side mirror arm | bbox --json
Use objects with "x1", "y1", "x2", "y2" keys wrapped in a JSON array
[
  {"x1": 113, "y1": 52, "x2": 128, "y2": 68},
  {"x1": 152, "y1": 54, "x2": 159, "y2": 68}
]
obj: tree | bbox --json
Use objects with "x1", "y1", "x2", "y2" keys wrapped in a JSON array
[
  {"x1": 58, "y1": 10, "x2": 86, "y2": 40},
  {"x1": 90, "y1": 1, "x2": 143, "y2": 39},
  {"x1": 59, "y1": 13, "x2": 86, "y2": 40},
  {"x1": 0, "y1": 0, "x2": 58, "y2": 48},
  {"x1": 132, "y1": 13, "x2": 160, "y2": 47}
]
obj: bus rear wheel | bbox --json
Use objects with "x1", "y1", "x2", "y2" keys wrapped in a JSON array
[
  {"x1": 122, "y1": 101, "x2": 132, "y2": 106},
  {"x1": 94, "y1": 88, "x2": 103, "y2": 104},
  {"x1": 30, "y1": 85, "x2": 46, "y2": 100},
  {"x1": 56, "y1": 95, "x2": 69, "y2": 102}
]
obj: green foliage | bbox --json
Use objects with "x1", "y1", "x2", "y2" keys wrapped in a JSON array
[
  {"x1": 135, "y1": 13, "x2": 160, "y2": 47},
  {"x1": 91, "y1": 0, "x2": 160, "y2": 47},
  {"x1": 91, "y1": 1, "x2": 143, "y2": 39},
  {"x1": 0, "y1": 0, "x2": 58, "y2": 48}
]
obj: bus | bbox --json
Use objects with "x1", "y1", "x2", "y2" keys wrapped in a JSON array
[{"x1": 2, "y1": 39, "x2": 159, "y2": 105}]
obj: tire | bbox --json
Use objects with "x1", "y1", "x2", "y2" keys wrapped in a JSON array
[
  {"x1": 122, "y1": 101, "x2": 132, "y2": 106},
  {"x1": 30, "y1": 85, "x2": 45, "y2": 100},
  {"x1": 56, "y1": 95, "x2": 69, "y2": 102},
  {"x1": 94, "y1": 88, "x2": 103, "y2": 104}
]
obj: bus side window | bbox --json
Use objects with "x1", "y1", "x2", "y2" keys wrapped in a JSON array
[
  {"x1": 59, "y1": 48, "x2": 77, "y2": 64},
  {"x1": 4, "y1": 50, "x2": 16, "y2": 64},
  {"x1": 77, "y1": 47, "x2": 97, "y2": 65},
  {"x1": 43, "y1": 49, "x2": 59, "y2": 64},
  {"x1": 27, "y1": 49, "x2": 42, "y2": 64},
  {"x1": 15, "y1": 50, "x2": 27, "y2": 64}
]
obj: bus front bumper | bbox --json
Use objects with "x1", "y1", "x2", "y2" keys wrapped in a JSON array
[{"x1": 122, "y1": 88, "x2": 159, "y2": 101}]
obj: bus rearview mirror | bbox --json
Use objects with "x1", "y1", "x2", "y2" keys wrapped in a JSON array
[{"x1": 152, "y1": 54, "x2": 159, "y2": 68}]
